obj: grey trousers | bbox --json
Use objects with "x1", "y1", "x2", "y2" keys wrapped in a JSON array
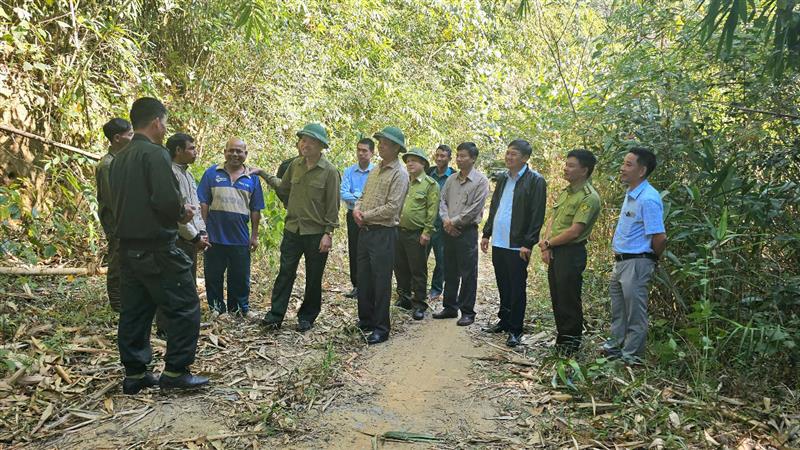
[{"x1": 606, "y1": 258, "x2": 656, "y2": 360}]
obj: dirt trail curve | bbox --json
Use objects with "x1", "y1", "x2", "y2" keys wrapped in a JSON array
[{"x1": 302, "y1": 317, "x2": 499, "y2": 449}]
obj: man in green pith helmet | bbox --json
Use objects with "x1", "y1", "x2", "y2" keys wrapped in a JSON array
[
  {"x1": 394, "y1": 147, "x2": 440, "y2": 320},
  {"x1": 251, "y1": 123, "x2": 341, "y2": 333},
  {"x1": 354, "y1": 126, "x2": 410, "y2": 344}
]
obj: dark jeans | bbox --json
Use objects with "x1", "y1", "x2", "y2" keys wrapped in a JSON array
[
  {"x1": 442, "y1": 225, "x2": 479, "y2": 317},
  {"x1": 105, "y1": 236, "x2": 121, "y2": 312},
  {"x1": 346, "y1": 210, "x2": 359, "y2": 288},
  {"x1": 357, "y1": 226, "x2": 397, "y2": 334},
  {"x1": 548, "y1": 243, "x2": 588, "y2": 350},
  {"x1": 204, "y1": 243, "x2": 251, "y2": 314},
  {"x1": 426, "y1": 229, "x2": 445, "y2": 296},
  {"x1": 394, "y1": 229, "x2": 429, "y2": 311},
  {"x1": 492, "y1": 247, "x2": 530, "y2": 334},
  {"x1": 118, "y1": 243, "x2": 200, "y2": 375},
  {"x1": 263, "y1": 231, "x2": 329, "y2": 324}
]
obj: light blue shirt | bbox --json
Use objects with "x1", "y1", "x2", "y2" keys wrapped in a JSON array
[
  {"x1": 492, "y1": 165, "x2": 528, "y2": 250},
  {"x1": 612, "y1": 179, "x2": 665, "y2": 254},
  {"x1": 340, "y1": 162, "x2": 374, "y2": 210}
]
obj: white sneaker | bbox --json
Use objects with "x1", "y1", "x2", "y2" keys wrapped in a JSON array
[{"x1": 242, "y1": 310, "x2": 260, "y2": 323}]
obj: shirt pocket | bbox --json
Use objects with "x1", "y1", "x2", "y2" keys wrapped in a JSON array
[
  {"x1": 411, "y1": 191, "x2": 427, "y2": 209},
  {"x1": 124, "y1": 250, "x2": 161, "y2": 277},
  {"x1": 620, "y1": 205, "x2": 641, "y2": 235},
  {"x1": 306, "y1": 178, "x2": 328, "y2": 214}
]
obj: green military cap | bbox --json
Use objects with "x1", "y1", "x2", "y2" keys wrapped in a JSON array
[
  {"x1": 402, "y1": 147, "x2": 430, "y2": 169},
  {"x1": 296, "y1": 123, "x2": 330, "y2": 148},
  {"x1": 373, "y1": 126, "x2": 406, "y2": 152}
]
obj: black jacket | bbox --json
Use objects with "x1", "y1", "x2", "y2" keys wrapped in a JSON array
[
  {"x1": 482, "y1": 166, "x2": 547, "y2": 249},
  {"x1": 110, "y1": 134, "x2": 185, "y2": 245}
]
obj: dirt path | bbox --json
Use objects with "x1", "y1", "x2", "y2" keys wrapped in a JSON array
[
  {"x1": 304, "y1": 317, "x2": 498, "y2": 449},
  {"x1": 17, "y1": 249, "x2": 512, "y2": 450}
]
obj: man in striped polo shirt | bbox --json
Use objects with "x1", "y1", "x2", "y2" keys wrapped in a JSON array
[{"x1": 197, "y1": 137, "x2": 265, "y2": 320}]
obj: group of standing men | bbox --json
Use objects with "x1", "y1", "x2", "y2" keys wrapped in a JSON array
[{"x1": 96, "y1": 96, "x2": 666, "y2": 394}]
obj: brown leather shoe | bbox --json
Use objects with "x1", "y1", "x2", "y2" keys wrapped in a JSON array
[{"x1": 456, "y1": 315, "x2": 475, "y2": 326}]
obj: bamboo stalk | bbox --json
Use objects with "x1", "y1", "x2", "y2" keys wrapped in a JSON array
[
  {"x1": 0, "y1": 124, "x2": 102, "y2": 160},
  {"x1": 0, "y1": 267, "x2": 107, "y2": 276}
]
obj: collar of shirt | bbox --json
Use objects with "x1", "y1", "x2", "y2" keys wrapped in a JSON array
[
  {"x1": 508, "y1": 165, "x2": 528, "y2": 181},
  {"x1": 173, "y1": 162, "x2": 188, "y2": 171},
  {"x1": 566, "y1": 179, "x2": 589, "y2": 194},
  {"x1": 457, "y1": 168, "x2": 476, "y2": 184},
  {"x1": 319, "y1": 156, "x2": 336, "y2": 170},
  {"x1": 410, "y1": 172, "x2": 427, "y2": 183},
  {"x1": 626, "y1": 179, "x2": 651, "y2": 200},
  {"x1": 215, "y1": 163, "x2": 253, "y2": 182},
  {"x1": 300, "y1": 157, "x2": 320, "y2": 171},
  {"x1": 430, "y1": 166, "x2": 455, "y2": 178},
  {"x1": 378, "y1": 158, "x2": 401, "y2": 172},
  {"x1": 131, "y1": 133, "x2": 153, "y2": 144},
  {"x1": 354, "y1": 162, "x2": 374, "y2": 173}
]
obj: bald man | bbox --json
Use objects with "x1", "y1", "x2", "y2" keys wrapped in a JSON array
[{"x1": 198, "y1": 137, "x2": 265, "y2": 320}]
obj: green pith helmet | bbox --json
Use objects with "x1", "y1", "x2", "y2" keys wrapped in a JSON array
[
  {"x1": 373, "y1": 126, "x2": 406, "y2": 152},
  {"x1": 402, "y1": 147, "x2": 430, "y2": 169},
  {"x1": 296, "y1": 123, "x2": 330, "y2": 148}
]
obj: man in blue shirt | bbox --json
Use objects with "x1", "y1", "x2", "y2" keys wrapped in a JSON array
[
  {"x1": 426, "y1": 144, "x2": 455, "y2": 301},
  {"x1": 602, "y1": 147, "x2": 667, "y2": 364},
  {"x1": 340, "y1": 138, "x2": 375, "y2": 298},
  {"x1": 481, "y1": 139, "x2": 547, "y2": 347},
  {"x1": 198, "y1": 137, "x2": 265, "y2": 319}
]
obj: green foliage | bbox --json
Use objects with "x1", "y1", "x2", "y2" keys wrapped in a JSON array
[
  {"x1": 1, "y1": 0, "x2": 798, "y2": 396},
  {"x1": 700, "y1": 0, "x2": 800, "y2": 78},
  {"x1": 551, "y1": 358, "x2": 586, "y2": 391}
]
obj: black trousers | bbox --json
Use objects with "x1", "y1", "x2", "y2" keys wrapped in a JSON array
[
  {"x1": 394, "y1": 229, "x2": 429, "y2": 311},
  {"x1": 118, "y1": 243, "x2": 200, "y2": 375},
  {"x1": 491, "y1": 247, "x2": 530, "y2": 334},
  {"x1": 547, "y1": 243, "x2": 587, "y2": 349},
  {"x1": 442, "y1": 225, "x2": 479, "y2": 317},
  {"x1": 357, "y1": 226, "x2": 397, "y2": 334},
  {"x1": 105, "y1": 236, "x2": 121, "y2": 312},
  {"x1": 264, "y1": 230, "x2": 329, "y2": 324},
  {"x1": 346, "y1": 210, "x2": 360, "y2": 288},
  {"x1": 154, "y1": 238, "x2": 199, "y2": 335}
]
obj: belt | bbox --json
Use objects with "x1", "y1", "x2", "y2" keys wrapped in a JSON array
[
  {"x1": 119, "y1": 238, "x2": 175, "y2": 251},
  {"x1": 399, "y1": 227, "x2": 422, "y2": 233},
  {"x1": 362, "y1": 224, "x2": 395, "y2": 232},
  {"x1": 614, "y1": 253, "x2": 658, "y2": 262},
  {"x1": 553, "y1": 240, "x2": 586, "y2": 249}
]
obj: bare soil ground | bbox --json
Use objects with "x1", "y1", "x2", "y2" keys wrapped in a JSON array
[
  {"x1": 295, "y1": 317, "x2": 498, "y2": 449},
  {"x1": 3, "y1": 247, "x2": 795, "y2": 449}
]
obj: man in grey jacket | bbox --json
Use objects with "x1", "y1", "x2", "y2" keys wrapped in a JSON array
[
  {"x1": 156, "y1": 133, "x2": 208, "y2": 336},
  {"x1": 166, "y1": 133, "x2": 210, "y2": 279}
]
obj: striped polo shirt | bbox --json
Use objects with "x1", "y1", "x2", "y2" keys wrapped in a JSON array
[{"x1": 197, "y1": 164, "x2": 265, "y2": 246}]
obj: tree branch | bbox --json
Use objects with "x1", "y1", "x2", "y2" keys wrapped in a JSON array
[{"x1": 0, "y1": 124, "x2": 102, "y2": 160}]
